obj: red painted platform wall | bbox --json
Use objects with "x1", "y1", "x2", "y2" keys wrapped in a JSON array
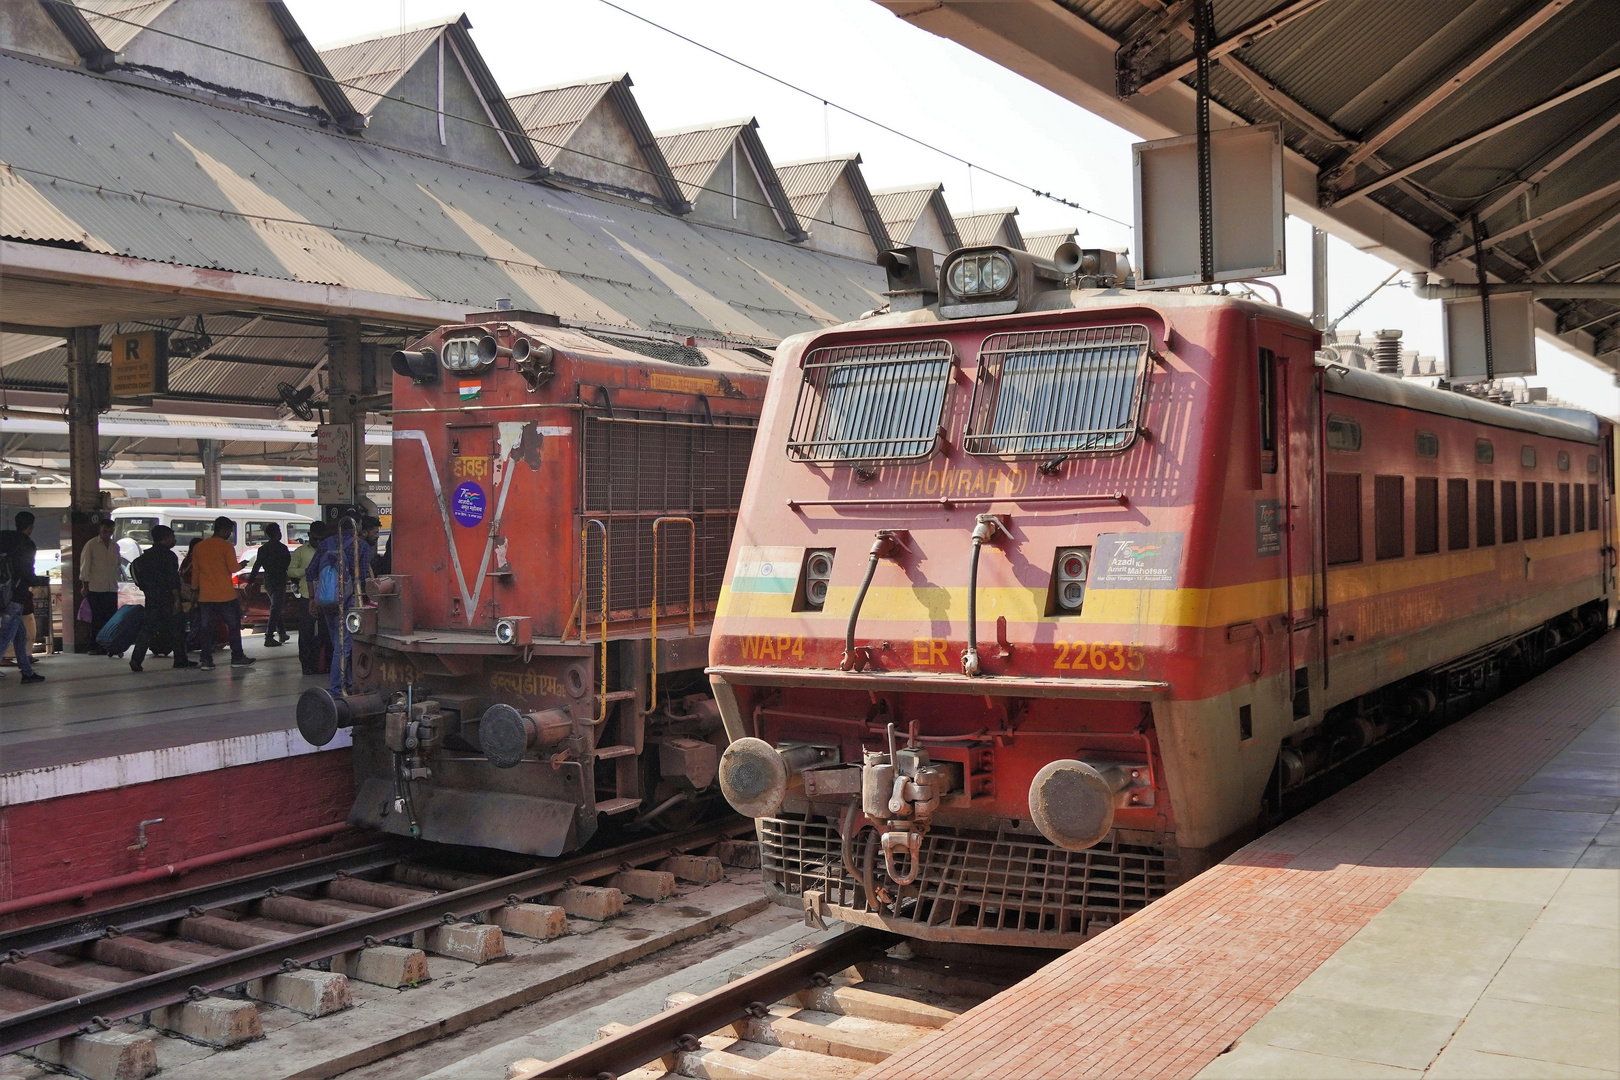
[{"x1": 0, "y1": 749, "x2": 355, "y2": 905}]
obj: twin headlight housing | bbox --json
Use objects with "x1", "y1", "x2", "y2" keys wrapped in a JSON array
[
  {"x1": 441, "y1": 335, "x2": 487, "y2": 373},
  {"x1": 938, "y1": 244, "x2": 1070, "y2": 319},
  {"x1": 947, "y1": 251, "x2": 1014, "y2": 296},
  {"x1": 1052, "y1": 546, "x2": 1090, "y2": 613},
  {"x1": 798, "y1": 549, "x2": 834, "y2": 610}
]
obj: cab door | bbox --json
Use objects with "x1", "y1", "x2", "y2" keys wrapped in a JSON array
[{"x1": 1274, "y1": 329, "x2": 1324, "y2": 718}]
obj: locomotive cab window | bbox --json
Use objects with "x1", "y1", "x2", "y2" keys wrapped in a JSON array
[
  {"x1": 787, "y1": 339, "x2": 954, "y2": 463},
  {"x1": 963, "y1": 324, "x2": 1151, "y2": 456},
  {"x1": 1415, "y1": 431, "x2": 1439, "y2": 458},
  {"x1": 1258, "y1": 348, "x2": 1278, "y2": 474},
  {"x1": 1326, "y1": 415, "x2": 1361, "y2": 452}
]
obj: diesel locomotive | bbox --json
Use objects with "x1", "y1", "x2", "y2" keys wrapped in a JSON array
[
  {"x1": 297, "y1": 310, "x2": 769, "y2": 855},
  {"x1": 710, "y1": 244, "x2": 1616, "y2": 947}
]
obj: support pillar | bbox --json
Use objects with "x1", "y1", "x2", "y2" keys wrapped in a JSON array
[
  {"x1": 65, "y1": 325, "x2": 104, "y2": 652},
  {"x1": 323, "y1": 319, "x2": 366, "y2": 523},
  {"x1": 198, "y1": 439, "x2": 223, "y2": 506},
  {"x1": 1311, "y1": 227, "x2": 1329, "y2": 333}
]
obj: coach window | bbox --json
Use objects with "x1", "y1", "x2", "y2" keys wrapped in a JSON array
[
  {"x1": 1476, "y1": 480, "x2": 1496, "y2": 546},
  {"x1": 1501, "y1": 481, "x2": 1518, "y2": 543},
  {"x1": 1559, "y1": 484, "x2": 1572, "y2": 534},
  {"x1": 1476, "y1": 439, "x2": 1494, "y2": 464},
  {"x1": 1575, "y1": 482, "x2": 1586, "y2": 532},
  {"x1": 1523, "y1": 482, "x2": 1538, "y2": 540},
  {"x1": 1326, "y1": 474, "x2": 1362, "y2": 564},
  {"x1": 1415, "y1": 477, "x2": 1440, "y2": 555},
  {"x1": 1558, "y1": 451, "x2": 1570, "y2": 472},
  {"x1": 1542, "y1": 482, "x2": 1556, "y2": 537},
  {"x1": 1447, "y1": 478, "x2": 1470, "y2": 551},
  {"x1": 1258, "y1": 348, "x2": 1278, "y2": 473},
  {"x1": 1375, "y1": 476, "x2": 1405, "y2": 560},
  {"x1": 1415, "y1": 431, "x2": 1439, "y2": 458},
  {"x1": 1327, "y1": 415, "x2": 1361, "y2": 452},
  {"x1": 1521, "y1": 446, "x2": 1537, "y2": 468}
]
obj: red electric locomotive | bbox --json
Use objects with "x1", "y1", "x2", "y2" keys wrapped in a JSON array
[
  {"x1": 710, "y1": 245, "x2": 1616, "y2": 947},
  {"x1": 298, "y1": 310, "x2": 768, "y2": 856}
]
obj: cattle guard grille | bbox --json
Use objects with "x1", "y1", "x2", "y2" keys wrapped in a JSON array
[{"x1": 760, "y1": 816, "x2": 1173, "y2": 945}]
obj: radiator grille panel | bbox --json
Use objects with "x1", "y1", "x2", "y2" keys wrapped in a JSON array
[
  {"x1": 761, "y1": 817, "x2": 1172, "y2": 939},
  {"x1": 581, "y1": 415, "x2": 754, "y2": 619}
]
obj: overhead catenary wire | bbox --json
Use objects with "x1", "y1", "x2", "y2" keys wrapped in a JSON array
[{"x1": 592, "y1": 0, "x2": 1133, "y2": 232}]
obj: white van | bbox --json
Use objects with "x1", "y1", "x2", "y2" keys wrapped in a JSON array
[{"x1": 112, "y1": 507, "x2": 314, "y2": 563}]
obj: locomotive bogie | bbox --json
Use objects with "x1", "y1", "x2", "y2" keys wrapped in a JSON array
[{"x1": 710, "y1": 266, "x2": 1615, "y2": 946}]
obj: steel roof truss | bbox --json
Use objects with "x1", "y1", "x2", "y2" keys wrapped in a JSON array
[
  {"x1": 1124, "y1": 0, "x2": 1336, "y2": 98},
  {"x1": 1328, "y1": 64, "x2": 1620, "y2": 209},
  {"x1": 1323, "y1": 0, "x2": 1572, "y2": 188}
]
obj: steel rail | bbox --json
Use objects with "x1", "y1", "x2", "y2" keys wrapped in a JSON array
[
  {"x1": 0, "y1": 819, "x2": 750, "y2": 1055},
  {"x1": 0, "y1": 846, "x2": 396, "y2": 957},
  {"x1": 522, "y1": 925, "x2": 896, "y2": 1079}
]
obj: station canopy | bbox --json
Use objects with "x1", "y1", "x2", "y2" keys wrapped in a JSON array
[{"x1": 880, "y1": 0, "x2": 1620, "y2": 372}]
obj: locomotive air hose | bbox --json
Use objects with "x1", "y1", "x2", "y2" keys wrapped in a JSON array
[
  {"x1": 841, "y1": 550, "x2": 882, "y2": 671},
  {"x1": 962, "y1": 533, "x2": 984, "y2": 677}
]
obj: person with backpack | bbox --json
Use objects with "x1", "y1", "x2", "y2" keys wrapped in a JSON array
[
  {"x1": 288, "y1": 521, "x2": 328, "y2": 675},
  {"x1": 315, "y1": 516, "x2": 377, "y2": 696},
  {"x1": 190, "y1": 516, "x2": 253, "y2": 670},
  {"x1": 129, "y1": 525, "x2": 192, "y2": 672},
  {"x1": 0, "y1": 511, "x2": 48, "y2": 677},
  {"x1": 247, "y1": 522, "x2": 292, "y2": 647},
  {"x1": 0, "y1": 511, "x2": 45, "y2": 683}
]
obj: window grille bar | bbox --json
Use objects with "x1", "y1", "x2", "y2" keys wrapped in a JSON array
[
  {"x1": 965, "y1": 324, "x2": 1151, "y2": 457},
  {"x1": 788, "y1": 339, "x2": 954, "y2": 463}
]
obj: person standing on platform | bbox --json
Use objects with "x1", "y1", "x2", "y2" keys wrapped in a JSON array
[
  {"x1": 129, "y1": 525, "x2": 192, "y2": 672},
  {"x1": 288, "y1": 521, "x2": 327, "y2": 675},
  {"x1": 0, "y1": 512, "x2": 47, "y2": 673},
  {"x1": 78, "y1": 518, "x2": 121, "y2": 653},
  {"x1": 190, "y1": 516, "x2": 254, "y2": 670},
  {"x1": 316, "y1": 516, "x2": 377, "y2": 696},
  {"x1": 247, "y1": 522, "x2": 291, "y2": 647},
  {"x1": 0, "y1": 512, "x2": 45, "y2": 683}
]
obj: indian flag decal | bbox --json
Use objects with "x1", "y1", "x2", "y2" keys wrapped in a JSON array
[
  {"x1": 458, "y1": 380, "x2": 481, "y2": 401},
  {"x1": 731, "y1": 546, "x2": 803, "y2": 594}
]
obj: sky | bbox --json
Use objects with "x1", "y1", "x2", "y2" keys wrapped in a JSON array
[{"x1": 285, "y1": 0, "x2": 1619, "y2": 418}]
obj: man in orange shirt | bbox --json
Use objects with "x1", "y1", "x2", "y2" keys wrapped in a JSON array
[{"x1": 190, "y1": 516, "x2": 254, "y2": 670}]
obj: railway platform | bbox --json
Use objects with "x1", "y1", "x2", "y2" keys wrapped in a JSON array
[
  {"x1": 864, "y1": 631, "x2": 1619, "y2": 1080},
  {"x1": 0, "y1": 638, "x2": 356, "y2": 919}
]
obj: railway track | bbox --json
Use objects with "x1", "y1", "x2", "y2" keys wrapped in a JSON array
[
  {"x1": 512, "y1": 927, "x2": 1056, "y2": 1080},
  {"x1": 0, "y1": 819, "x2": 751, "y2": 1057}
]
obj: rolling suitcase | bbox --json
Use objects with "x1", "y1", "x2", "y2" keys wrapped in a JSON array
[{"x1": 97, "y1": 603, "x2": 145, "y2": 657}]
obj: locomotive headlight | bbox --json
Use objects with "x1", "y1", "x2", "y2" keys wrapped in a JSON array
[
  {"x1": 1052, "y1": 546, "x2": 1091, "y2": 613},
  {"x1": 344, "y1": 609, "x2": 363, "y2": 635},
  {"x1": 800, "y1": 548, "x2": 835, "y2": 611},
  {"x1": 441, "y1": 336, "x2": 483, "y2": 372},
  {"x1": 946, "y1": 251, "x2": 1014, "y2": 296},
  {"x1": 494, "y1": 616, "x2": 531, "y2": 646}
]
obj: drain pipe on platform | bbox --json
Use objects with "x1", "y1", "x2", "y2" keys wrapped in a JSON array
[{"x1": 0, "y1": 822, "x2": 353, "y2": 918}]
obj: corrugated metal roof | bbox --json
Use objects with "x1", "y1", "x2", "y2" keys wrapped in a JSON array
[
  {"x1": 776, "y1": 155, "x2": 891, "y2": 252},
  {"x1": 656, "y1": 120, "x2": 749, "y2": 201},
  {"x1": 508, "y1": 77, "x2": 619, "y2": 164},
  {"x1": 654, "y1": 119, "x2": 803, "y2": 239},
  {"x1": 0, "y1": 50, "x2": 888, "y2": 402},
  {"x1": 1023, "y1": 228, "x2": 1078, "y2": 262},
  {"x1": 953, "y1": 206, "x2": 1024, "y2": 249},
  {"x1": 872, "y1": 183, "x2": 962, "y2": 251},
  {"x1": 318, "y1": 23, "x2": 444, "y2": 115},
  {"x1": 74, "y1": 0, "x2": 172, "y2": 53},
  {"x1": 1048, "y1": 0, "x2": 1620, "y2": 359}
]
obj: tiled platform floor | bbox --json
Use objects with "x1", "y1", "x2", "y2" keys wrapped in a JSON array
[{"x1": 863, "y1": 632, "x2": 1620, "y2": 1080}]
